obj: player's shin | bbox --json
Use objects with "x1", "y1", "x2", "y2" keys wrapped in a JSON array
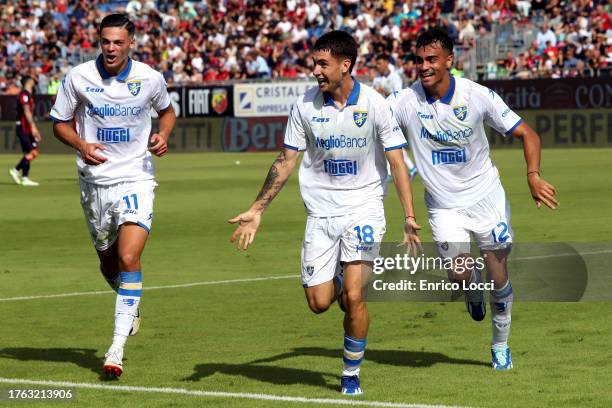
[
  {"x1": 464, "y1": 267, "x2": 486, "y2": 321},
  {"x1": 112, "y1": 271, "x2": 142, "y2": 348},
  {"x1": 490, "y1": 280, "x2": 513, "y2": 347}
]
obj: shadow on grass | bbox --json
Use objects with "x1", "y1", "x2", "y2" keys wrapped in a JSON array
[
  {"x1": 184, "y1": 347, "x2": 487, "y2": 389},
  {"x1": 183, "y1": 363, "x2": 339, "y2": 391},
  {"x1": 250, "y1": 347, "x2": 490, "y2": 368},
  {"x1": 0, "y1": 347, "x2": 108, "y2": 379}
]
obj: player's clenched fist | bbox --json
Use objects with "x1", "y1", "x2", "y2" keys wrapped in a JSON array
[
  {"x1": 148, "y1": 133, "x2": 168, "y2": 157},
  {"x1": 78, "y1": 141, "x2": 107, "y2": 165}
]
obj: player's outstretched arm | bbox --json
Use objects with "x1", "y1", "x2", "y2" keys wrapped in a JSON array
[
  {"x1": 149, "y1": 105, "x2": 176, "y2": 157},
  {"x1": 228, "y1": 148, "x2": 300, "y2": 250},
  {"x1": 386, "y1": 148, "x2": 422, "y2": 255},
  {"x1": 53, "y1": 122, "x2": 107, "y2": 165},
  {"x1": 512, "y1": 122, "x2": 559, "y2": 210}
]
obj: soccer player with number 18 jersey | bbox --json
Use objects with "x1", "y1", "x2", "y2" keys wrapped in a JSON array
[
  {"x1": 391, "y1": 29, "x2": 558, "y2": 370},
  {"x1": 229, "y1": 31, "x2": 421, "y2": 395},
  {"x1": 49, "y1": 13, "x2": 176, "y2": 378}
]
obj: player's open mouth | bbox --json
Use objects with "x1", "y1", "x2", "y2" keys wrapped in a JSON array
[
  {"x1": 420, "y1": 72, "x2": 434, "y2": 79},
  {"x1": 106, "y1": 56, "x2": 117, "y2": 64}
]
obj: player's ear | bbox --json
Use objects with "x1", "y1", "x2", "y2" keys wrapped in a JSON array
[
  {"x1": 341, "y1": 58, "x2": 351, "y2": 75},
  {"x1": 446, "y1": 53, "x2": 454, "y2": 70}
]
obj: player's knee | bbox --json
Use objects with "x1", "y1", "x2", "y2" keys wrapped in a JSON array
[
  {"x1": 343, "y1": 289, "x2": 364, "y2": 311},
  {"x1": 306, "y1": 297, "x2": 331, "y2": 314},
  {"x1": 25, "y1": 149, "x2": 39, "y2": 161},
  {"x1": 447, "y1": 253, "x2": 472, "y2": 282},
  {"x1": 118, "y1": 252, "x2": 141, "y2": 271}
]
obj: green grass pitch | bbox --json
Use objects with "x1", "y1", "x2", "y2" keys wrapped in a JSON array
[{"x1": 0, "y1": 149, "x2": 611, "y2": 407}]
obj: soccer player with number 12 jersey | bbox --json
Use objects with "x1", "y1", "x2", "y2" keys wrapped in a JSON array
[{"x1": 391, "y1": 28, "x2": 558, "y2": 370}]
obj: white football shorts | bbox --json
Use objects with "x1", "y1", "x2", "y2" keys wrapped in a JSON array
[
  {"x1": 301, "y1": 207, "x2": 386, "y2": 288},
  {"x1": 80, "y1": 179, "x2": 157, "y2": 251},
  {"x1": 427, "y1": 180, "x2": 513, "y2": 259}
]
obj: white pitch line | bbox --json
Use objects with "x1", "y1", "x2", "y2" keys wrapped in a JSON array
[
  {"x1": 0, "y1": 275, "x2": 297, "y2": 302},
  {"x1": 508, "y1": 249, "x2": 612, "y2": 262},
  {"x1": 0, "y1": 378, "x2": 470, "y2": 408},
  {"x1": 1, "y1": 249, "x2": 611, "y2": 303}
]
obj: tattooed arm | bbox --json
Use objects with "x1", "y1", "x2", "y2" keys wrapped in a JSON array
[{"x1": 228, "y1": 148, "x2": 300, "y2": 250}]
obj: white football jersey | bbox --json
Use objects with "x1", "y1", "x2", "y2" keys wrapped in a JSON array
[
  {"x1": 284, "y1": 80, "x2": 407, "y2": 217},
  {"x1": 392, "y1": 76, "x2": 522, "y2": 209},
  {"x1": 50, "y1": 56, "x2": 171, "y2": 185}
]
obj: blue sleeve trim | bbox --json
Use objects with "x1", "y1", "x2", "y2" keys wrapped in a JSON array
[
  {"x1": 283, "y1": 143, "x2": 301, "y2": 151},
  {"x1": 384, "y1": 143, "x2": 408, "y2": 152},
  {"x1": 136, "y1": 222, "x2": 150, "y2": 233},
  {"x1": 49, "y1": 114, "x2": 71, "y2": 123},
  {"x1": 505, "y1": 119, "x2": 523, "y2": 135}
]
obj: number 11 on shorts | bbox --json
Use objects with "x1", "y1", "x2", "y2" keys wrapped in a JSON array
[
  {"x1": 354, "y1": 225, "x2": 375, "y2": 244},
  {"x1": 123, "y1": 194, "x2": 139, "y2": 210}
]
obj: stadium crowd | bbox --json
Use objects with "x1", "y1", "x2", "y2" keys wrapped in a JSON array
[{"x1": 0, "y1": 0, "x2": 611, "y2": 93}]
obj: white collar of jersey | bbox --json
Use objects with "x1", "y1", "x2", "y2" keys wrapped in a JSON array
[
  {"x1": 95, "y1": 55, "x2": 133, "y2": 82},
  {"x1": 322, "y1": 78, "x2": 361, "y2": 107},
  {"x1": 423, "y1": 74, "x2": 455, "y2": 105}
]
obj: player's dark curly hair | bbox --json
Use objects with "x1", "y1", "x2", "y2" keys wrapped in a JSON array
[
  {"x1": 416, "y1": 28, "x2": 454, "y2": 54},
  {"x1": 314, "y1": 30, "x2": 358, "y2": 73},
  {"x1": 99, "y1": 13, "x2": 135, "y2": 37}
]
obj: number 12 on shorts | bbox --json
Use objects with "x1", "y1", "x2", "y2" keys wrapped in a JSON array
[
  {"x1": 354, "y1": 225, "x2": 375, "y2": 244},
  {"x1": 123, "y1": 194, "x2": 139, "y2": 210}
]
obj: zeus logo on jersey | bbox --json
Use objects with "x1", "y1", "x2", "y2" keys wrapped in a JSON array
[
  {"x1": 311, "y1": 116, "x2": 330, "y2": 123},
  {"x1": 315, "y1": 135, "x2": 367, "y2": 150},
  {"x1": 85, "y1": 87, "x2": 104, "y2": 93},
  {"x1": 417, "y1": 111, "x2": 433, "y2": 119},
  {"x1": 431, "y1": 148, "x2": 467, "y2": 165},
  {"x1": 86, "y1": 103, "x2": 143, "y2": 118},
  {"x1": 323, "y1": 159, "x2": 358, "y2": 176},
  {"x1": 97, "y1": 127, "x2": 130, "y2": 143},
  {"x1": 420, "y1": 127, "x2": 473, "y2": 142}
]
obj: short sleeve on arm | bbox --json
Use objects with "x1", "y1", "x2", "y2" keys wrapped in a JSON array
[
  {"x1": 375, "y1": 96, "x2": 407, "y2": 151},
  {"x1": 475, "y1": 85, "x2": 522, "y2": 136},
  {"x1": 151, "y1": 72, "x2": 172, "y2": 111},
  {"x1": 283, "y1": 102, "x2": 307, "y2": 151},
  {"x1": 49, "y1": 70, "x2": 79, "y2": 122},
  {"x1": 387, "y1": 91, "x2": 413, "y2": 146}
]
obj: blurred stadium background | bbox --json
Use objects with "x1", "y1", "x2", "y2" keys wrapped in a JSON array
[
  {"x1": 0, "y1": 0, "x2": 610, "y2": 153},
  {"x1": 1, "y1": 1, "x2": 611, "y2": 407}
]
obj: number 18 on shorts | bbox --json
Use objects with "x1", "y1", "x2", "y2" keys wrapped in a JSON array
[{"x1": 301, "y1": 209, "x2": 386, "y2": 288}]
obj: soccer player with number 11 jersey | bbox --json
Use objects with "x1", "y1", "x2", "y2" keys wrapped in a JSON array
[{"x1": 50, "y1": 13, "x2": 176, "y2": 378}]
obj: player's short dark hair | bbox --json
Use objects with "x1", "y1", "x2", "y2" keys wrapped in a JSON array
[
  {"x1": 99, "y1": 13, "x2": 135, "y2": 37},
  {"x1": 377, "y1": 53, "x2": 391, "y2": 62},
  {"x1": 416, "y1": 28, "x2": 454, "y2": 55},
  {"x1": 313, "y1": 30, "x2": 358, "y2": 73},
  {"x1": 20, "y1": 75, "x2": 35, "y2": 87}
]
